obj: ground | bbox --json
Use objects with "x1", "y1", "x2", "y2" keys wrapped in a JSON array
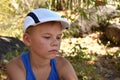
[{"x1": 60, "y1": 32, "x2": 120, "y2": 80}]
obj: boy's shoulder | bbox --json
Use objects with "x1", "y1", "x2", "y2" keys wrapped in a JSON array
[
  {"x1": 55, "y1": 56, "x2": 78, "y2": 80},
  {"x1": 6, "y1": 56, "x2": 25, "y2": 80},
  {"x1": 7, "y1": 56, "x2": 22, "y2": 67},
  {"x1": 56, "y1": 56, "x2": 71, "y2": 71},
  {"x1": 56, "y1": 56, "x2": 69, "y2": 65}
]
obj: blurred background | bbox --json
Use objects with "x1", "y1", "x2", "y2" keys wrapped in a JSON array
[{"x1": 0, "y1": 0, "x2": 120, "y2": 80}]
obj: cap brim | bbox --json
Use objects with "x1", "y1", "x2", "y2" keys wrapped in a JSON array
[{"x1": 38, "y1": 17, "x2": 70, "y2": 29}]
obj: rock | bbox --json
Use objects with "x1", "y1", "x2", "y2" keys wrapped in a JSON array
[
  {"x1": 104, "y1": 23, "x2": 120, "y2": 44},
  {"x1": 71, "y1": 5, "x2": 120, "y2": 37},
  {"x1": 114, "y1": 77, "x2": 120, "y2": 80},
  {"x1": 0, "y1": 36, "x2": 26, "y2": 60}
]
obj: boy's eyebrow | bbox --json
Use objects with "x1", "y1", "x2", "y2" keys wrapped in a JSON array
[{"x1": 42, "y1": 33, "x2": 62, "y2": 36}]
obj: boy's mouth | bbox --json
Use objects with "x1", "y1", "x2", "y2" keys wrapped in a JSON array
[{"x1": 48, "y1": 50, "x2": 58, "y2": 54}]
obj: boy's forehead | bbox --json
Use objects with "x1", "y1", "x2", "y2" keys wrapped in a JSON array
[
  {"x1": 25, "y1": 21, "x2": 62, "y2": 34},
  {"x1": 37, "y1": 21, "x2": 62, "y2": 26},
  {"x1": 33, "y1": 21, "x2": 62, "y2": 30}
]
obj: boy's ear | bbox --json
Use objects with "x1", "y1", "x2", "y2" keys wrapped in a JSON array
[{"x1": 23, "y1": 33, "x2": 31, "y2": 46}]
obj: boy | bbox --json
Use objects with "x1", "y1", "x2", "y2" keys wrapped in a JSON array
[{"x1": 7, "y1": 8, "x2": 78, "y2": 80}]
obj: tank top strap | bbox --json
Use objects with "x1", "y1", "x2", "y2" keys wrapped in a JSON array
[
  {"x1": 48, "y1": 58, "x2": 60, "y2": 80},
  {"x1": 21, "y1": 51, "x2": 36, "y2": 80}
]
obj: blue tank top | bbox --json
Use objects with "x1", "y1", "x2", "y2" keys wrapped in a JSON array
[{"x1": 21, "y1": 51, "x2": 60, "y2": 80}]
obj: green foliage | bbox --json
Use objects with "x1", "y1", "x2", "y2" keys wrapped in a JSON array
[
  {"x1": 64, "y1": 43, "x2": 102, "y2": 80},
  {"x1": 0, "y1": 0, "x2": 48, "y2": 38},
  {"x1": 70, "y1": 44, "x2": 93, "y2": 62},
  {"x1": 62, "y1": 26, "x2": 80, "y2": 38},
  {"x1": 0, "y1": 46, "x2": 28, "y2": 61},
  {"x1": 107, "y1": 50, "x2": 120, "y2": 70}
]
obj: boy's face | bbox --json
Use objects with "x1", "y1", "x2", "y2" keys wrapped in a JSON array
[{"x1": 23, "y1": 22, "x2": 62, "y2": 59}]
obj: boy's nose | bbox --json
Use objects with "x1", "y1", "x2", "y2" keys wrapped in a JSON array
[{"x1": 51, "y1": 39, "x2": 59, "y2": 46}]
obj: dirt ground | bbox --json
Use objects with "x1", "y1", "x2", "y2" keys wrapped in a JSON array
[{"x1": 60, "y1": 32, "x2": 120, "y2": 80}]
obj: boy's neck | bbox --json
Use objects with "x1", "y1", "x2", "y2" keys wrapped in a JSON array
[{"x1": 29, "y1": 52, "x2": 51, "y2": 68}]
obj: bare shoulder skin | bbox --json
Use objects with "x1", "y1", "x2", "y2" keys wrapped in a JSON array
[
  {"x1": 56, "y1": 56, "x2": 78, "y2": 80},
  {"x1": 6, "y1": 56, "x2": 26, "y2": 80}
]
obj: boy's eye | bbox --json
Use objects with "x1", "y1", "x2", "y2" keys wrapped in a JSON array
[
  {"x1": 44, "y1": 36, "x2": 50, "y2": 39},
  {"x1": 57, "y1": 36, "x2": 61, "y2": 40}
]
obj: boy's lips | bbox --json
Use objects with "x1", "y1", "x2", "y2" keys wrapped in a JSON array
[{"x1": 48, "y1": 50, "x2": 58, "y2": 53}]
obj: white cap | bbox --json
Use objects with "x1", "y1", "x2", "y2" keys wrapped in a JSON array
[{"x1": 24, "y1": 8, "x2": 70, "y2": 32}]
